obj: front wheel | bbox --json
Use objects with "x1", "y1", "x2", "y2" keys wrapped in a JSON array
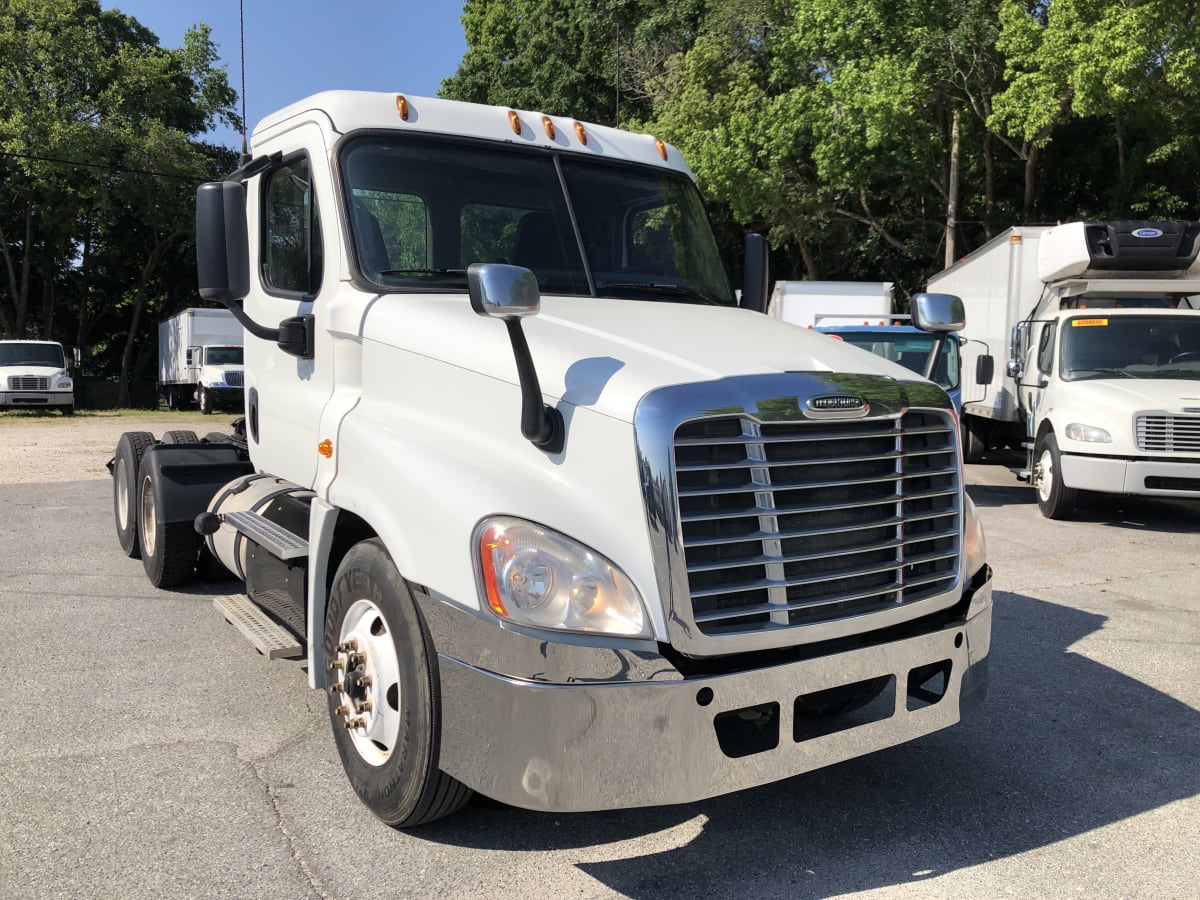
[
  {"x1": 1034, "y1": 432, "x2": 1077, "y2": 519},
  {"x1": 960, "y1": 415, "x2": 987, "y2": 463},
  {"x1": 325, "y1": 539, "x2": 472, "y2": 828},
  {"x1": 197, "y1": 385, "x2": 212, "y2": 415}
]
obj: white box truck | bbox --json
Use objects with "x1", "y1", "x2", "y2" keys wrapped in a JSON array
[
  {"x1": 109, "y1": 90, "x2": 992, "y2": 828},
  {"x1": 768, "y1": 280, "x2": 895, "y2": 327},
  {"x1": 928, "y1": 220, "x2": 1200, "y2": 517},
  {"x1": 0, "y1": 340, "x2": 75, "y2": 414},
  {"x1": 157, "y1": 308, "x2": 245, "y2": 413}
]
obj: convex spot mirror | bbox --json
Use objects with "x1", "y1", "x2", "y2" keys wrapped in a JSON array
[
  {"x1": 467, "y1": 263, "x2": 541, "y2": 319},
  {"x1": 911, "y1": 292, "x2": 965, "y2": 333}
]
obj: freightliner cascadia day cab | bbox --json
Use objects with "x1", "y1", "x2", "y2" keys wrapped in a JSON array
[
  {"x1": 928, "y1": 221, "x2": 1200, "y2": 518},
  {"x1": 109, "y1": 91, "x2": 992, "y2": 828},
  {"x1": 0, "y1": 340, "x2": 75, "y2": 414},
  {"x1": 157, "y1": 308, "x2": 246, "y2": 413}
]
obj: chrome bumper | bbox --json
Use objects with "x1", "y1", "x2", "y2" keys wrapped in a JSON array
[{"x1": 433, "y1": 573, "x2": 992, "y2": 812}]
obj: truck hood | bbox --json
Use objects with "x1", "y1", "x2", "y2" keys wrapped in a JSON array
[
  {"x1": 368, "y1": 294, "x2": 928, "y2": 422},
  {"x1": 1062, "y1": 377, "x2": 1200, "y2": 416},
  {"x1": 0, "y1": 365, "x2": 64, "y2": 378}
]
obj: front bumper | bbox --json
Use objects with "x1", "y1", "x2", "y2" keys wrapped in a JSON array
[
  {"x1": 0, "y1": 391, "x2": 72, "y2": 409},
  {"x1": 432, "y1": 571, "x2": 992, "y2": 812},
  {"x1": 1061, "y1": 452, "x2": 1200, "y2": 497}
]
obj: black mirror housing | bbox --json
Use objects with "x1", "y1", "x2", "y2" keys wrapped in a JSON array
[{"x1": 196, "y1": 181, "x2": 250, "y2": 303}]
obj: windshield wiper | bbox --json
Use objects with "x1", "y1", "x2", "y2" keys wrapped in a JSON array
[
  {"x1": 1074, "y1": 367, "x2": 1138, "y2": 379},
  {"x1": 599, "y1": 282, "x2": 718, "y2": 305},
  {"x1": 376, "y1": 268, "x2": 467, "y2": 277}
]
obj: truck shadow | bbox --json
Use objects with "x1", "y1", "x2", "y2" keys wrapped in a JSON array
[
  {"x1": 417, "y1": 592, "x2": 1199, "y2": 898},
  {"x1": 966, "y1": 482, "x2": 1200, "y2": 532}
]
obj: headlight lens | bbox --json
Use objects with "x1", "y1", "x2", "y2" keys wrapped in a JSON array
[
  {"x1": 963, "y1": 494, "x2": 987, "y2": 580},
  {"x1": 55, "y1": 377, "x2": 72, "y2": 389},
  {"x1": 476, "y1": 517, "x2": 649, "y2": 638},
  {"x1": 1065, "y1": 423, "x2": 1111, "y2": 442}
]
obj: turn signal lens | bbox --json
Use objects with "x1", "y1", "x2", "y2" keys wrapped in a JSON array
[{"x1": 318, "y1": 439, "x2": 333, "y2": 458}]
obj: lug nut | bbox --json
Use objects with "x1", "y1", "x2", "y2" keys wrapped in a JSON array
[
  {"x1": 349, "y1": 652, "x2": 367, "y2": 666},
  {"x1": 337, "y1": 640, "x2": 358, "y2": 653},
  {"x1": 344, "y1": 717, "x2": 366, "y2": 730},
  {"x1": 334, "y1": 704, "x2": 350, "y2": 716},
  {"x1": 356, "y1": 700, "x2": 372, "y2": 714},
  {"x1": 330, "y1": 682, "x2": 345, "y2": 693},
  {"x1": 328, "y1": 659, "x2": 344, "y2": 672},
  {"x1": 358, "y1": 675, "x2": 373, "y2": 688}
]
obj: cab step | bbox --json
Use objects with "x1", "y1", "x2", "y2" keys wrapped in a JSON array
[
  {"x1": 214, "y1": 594, "x2": 303, "y2": 659},
  {"x1": 222, "y1": 509, "x2": 309, "y2": 560}
]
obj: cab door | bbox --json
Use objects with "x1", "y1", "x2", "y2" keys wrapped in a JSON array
[{"x1": 243, "y1": 124, "x2": 335, "y2": 488}]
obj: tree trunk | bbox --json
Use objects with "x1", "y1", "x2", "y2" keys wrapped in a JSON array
[
  {"x1": 118, "y1": 236, "x2": 173, "y2": 407},
  {"x1": 983, "y1": 131, "x2": 995, "y2": 240},
  {"x1": 1023, "y1": 144, "x2": 1040, "y2": 223},
  {"x1": 944, "y1": 107, "x2": 961, "y2": 270}
]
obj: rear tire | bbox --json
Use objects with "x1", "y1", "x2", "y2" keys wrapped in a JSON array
[
  {"x1": 138, "y1": 461, "x2": 200, "y2": 588},
  {"x1": 161, "y1": 429, "x2": 199, "y2": 444},
  {"x1": 326, "y1": 539, "x2": 472, "y2": 828},
  {"x1": 113, "y1": 431, "x2": 156, "y2": 559},
  {"x1": 1035, "y1": 432, "x2": 1077, "y2": 519}
]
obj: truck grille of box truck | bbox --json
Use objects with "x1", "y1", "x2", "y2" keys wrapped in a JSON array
[
  {"x1": 1136, "y1": 414, "x2": 1200, "y2": 452},
  {"x1": 673, "y1": 411, "x2": 961, "y2": 637},
  {"x1": 8, "y1": 376, "x2": 49, "y2": 390},
  {"x1": 224, "y1": 371, "x2": 244, "y2": 387}
]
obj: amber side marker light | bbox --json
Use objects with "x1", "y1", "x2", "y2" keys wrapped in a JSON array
[
  {"x1": 395, "y1": 95, "x2": 409, "y2": 121},
  {"x1": 573, "y1": 121, "x2": 588, "y2": 145},
  {"x1": 654, "y1": 137, "x2": 668, "y2": 160},
  {"x1": 318, "y1": 439, "x2": 333, "y2": 458},
  {"x1": 479, "y1": 527, "x2": 508, "y2": 616},
  {"x1": 542, "y1": 116, "x2": 555, "y2": 140},
  {"x1": 508, "y1": 110, "x2": 522, "y2": 135}
]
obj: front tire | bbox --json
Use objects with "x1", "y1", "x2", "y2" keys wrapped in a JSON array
[
  {"x1": 113, "y1": 431, "x2": 156, "y2": 558},
  {"x1": 961, "y1": 415, "x2": 987, "y2": 463},
  {"x1": 1035, "y1": 432, "x2": 1077, "y2": 519},
  {"x1": 138, "y1": 460, "x2": 200, "y2": 587},
  {"x1": 325, "y1": 539, "x2": 472, "y2": 828},
  {"x1": 198, "y1": 385, "x2": 212, "y2": 415}
]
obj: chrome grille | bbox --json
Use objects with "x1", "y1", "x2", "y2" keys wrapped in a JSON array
[
  {"x1": 1136, "y1": 414, "x2": 1200, "y2": 452},
  {"x1": 8, "y1": 376, "x2": 49, "y2": 390},
  {"x1": 224, "y1": 371, "x2": 244, "y2": 387},
  {"x1": 674, "y1": 411, "x2": 960, "y2": 638}
]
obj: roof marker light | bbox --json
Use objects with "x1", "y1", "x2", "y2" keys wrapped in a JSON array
[
  {"x1": 395, "y1": 95, "x2": 409, "y2": 121},
  {"x1": 654, "y1": 137, "x2": 667, "y2": 160},
  {"x1": 542, "y1": 116, "x2": 555, "y2": 140},
  {"x1": 508, "y1": 110, "x2": 522, "y2": 135},
  {"x1": 573, "y1": 121, "x2": 588, "y2": 145},
  {"x1": 318, "y1": 439, "x2": 333, "y2": 458}
]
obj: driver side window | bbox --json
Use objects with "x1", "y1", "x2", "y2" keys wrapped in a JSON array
[
  {"x1": 262, "y1": 156, "x2": 323, "y2": 295},
  {"x1": 1037, "y1": 322, "x2": 1057, "y2": 374}
]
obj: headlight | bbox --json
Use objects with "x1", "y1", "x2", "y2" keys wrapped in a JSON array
[
  {"x1": 56, "y1": 377, "x2": 72, "y2": 389},
  {"x1": 963, "y1": 494, "x2": 987, "y2": 580},
  {"x1": 1065, "y1": 423, "x2": 1111, "y2": 442},
  {"x1": 475, "y1": 517, "x2": 650, "y2": 638}
]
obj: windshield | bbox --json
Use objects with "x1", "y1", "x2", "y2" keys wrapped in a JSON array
[
  {"x1": 0, "y1": 343, "x2": 64, "y2": 368},
  {"x1": 205, "y1": 346, "x2": 243, "y2": 366},
  {"x1": 830, "y1": 331, "x2": 960, "y2": 391},
  {"x1": 339, "y1": 135, "x2": 734, "y2": 306},
  {"x1": 1061, "y1": 314, "x2": 1200, "y2": 380}
]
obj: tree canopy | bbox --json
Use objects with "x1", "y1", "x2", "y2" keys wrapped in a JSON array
[{"x1": 441, "y1": 0, "x2": 1200, "y2": 296}]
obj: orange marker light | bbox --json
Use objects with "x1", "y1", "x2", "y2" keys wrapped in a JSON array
[
  {"x1": 542, "y1": 116, "x2": 555, "y2": 140},
  {"x1": 654, "y1": 137, "x2": 667, "y2": 160},
  {"x1": 507, "y1": 110, "x2": 522, "y2": 135},
  {"x1": 318, "y1": 439, "x2": 333, "y2": 458},
  {"x1": 395, "y1": 94, "x2": 409, "y2": 121},
  {"x1": 479, "y1": 527, "x2": 508, "y2": 616},
  {"x1": 573, "y1": 121, "x2": 588, "y2": 145}
]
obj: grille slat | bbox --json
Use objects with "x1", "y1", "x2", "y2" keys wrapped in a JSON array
[
  {"x1": 8, "y1": 376, "x2": 49, "y2": 391},
  {"x1": 224, "y1": 371, "x2": 244, "y2": 388},
  {"x1": 1136, "y1": 414, "x2": 1200, "y2": 451},
  {"x1": 674, "y1": 410, "x2": 961, "y2": 637}
]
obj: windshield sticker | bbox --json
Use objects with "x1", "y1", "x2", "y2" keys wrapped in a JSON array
[{"x1": 1071, "y1": 318, "x2": 1109, "y2": 327}]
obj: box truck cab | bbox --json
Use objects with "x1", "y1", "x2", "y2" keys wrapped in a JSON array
[
  {"x1": 110, "y1": 91, "x2": 992, "y2": 828},
  {"x1": 0, "y1": 340, "x2": 75, "y2": 414}
]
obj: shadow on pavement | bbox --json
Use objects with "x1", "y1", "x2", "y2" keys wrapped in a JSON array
[{"x1": 417, "y1": 592, "x2": 1199, "y2": 898}]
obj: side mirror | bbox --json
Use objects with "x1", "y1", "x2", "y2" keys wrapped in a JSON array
[
  {"x1": 196, "y1": 182, "x2": 249, "y2": 303},
  {"x1": 467, "y1": 263, "x2": 563, "y2": 454},
  {"x1": 741, "y1": 233, "x2": 769, "y2": 314},
  {"x1": 911, "y1": 293, "x2": 966, "y2": 332},
  {"x1": 976, "y1": 354, "x2": 995, "y2": 386}
]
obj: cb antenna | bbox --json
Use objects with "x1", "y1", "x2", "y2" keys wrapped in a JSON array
[{"x1": 239, "y1": 0, "x2": 249, "y2": 164}]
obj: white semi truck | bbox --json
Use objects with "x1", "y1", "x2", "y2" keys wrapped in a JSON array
[
  {"x1": 109, "y1": 91, "x2": 992, "y2": 828},
  {"x1": 928, "y1": 220, "x2": 1200, "y2": 517},
  {"x1": 157, "y1": 307, "x2": 245, "y2": 413},
  {"x1": 0, "y1": 339, "x2": 75, "y2": 414}
]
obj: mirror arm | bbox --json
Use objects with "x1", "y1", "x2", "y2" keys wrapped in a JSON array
[{"x1": 504, "y1": 318, "x2": 564, "y2": 453}]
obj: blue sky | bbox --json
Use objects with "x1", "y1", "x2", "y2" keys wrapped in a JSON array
[{"x1": 101, "y1": 1, "x2": 468, "y2": 149}]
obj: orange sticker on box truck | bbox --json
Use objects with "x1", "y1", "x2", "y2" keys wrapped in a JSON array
[{"x1": 1072, "y1": 318, "x2": 1109, "y2": 327}]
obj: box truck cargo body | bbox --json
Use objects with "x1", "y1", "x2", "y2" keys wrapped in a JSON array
[
  {"x1": 158, "y1": 308, "x2": 245, "y2": 413},
  {"x1": 768, "y1": 281, "x2": 895, "y2": 327}
]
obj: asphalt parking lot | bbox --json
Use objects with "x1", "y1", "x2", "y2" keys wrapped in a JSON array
[{"x1": 0, "y1": 429, "x2": 1196, "y2": 899}]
